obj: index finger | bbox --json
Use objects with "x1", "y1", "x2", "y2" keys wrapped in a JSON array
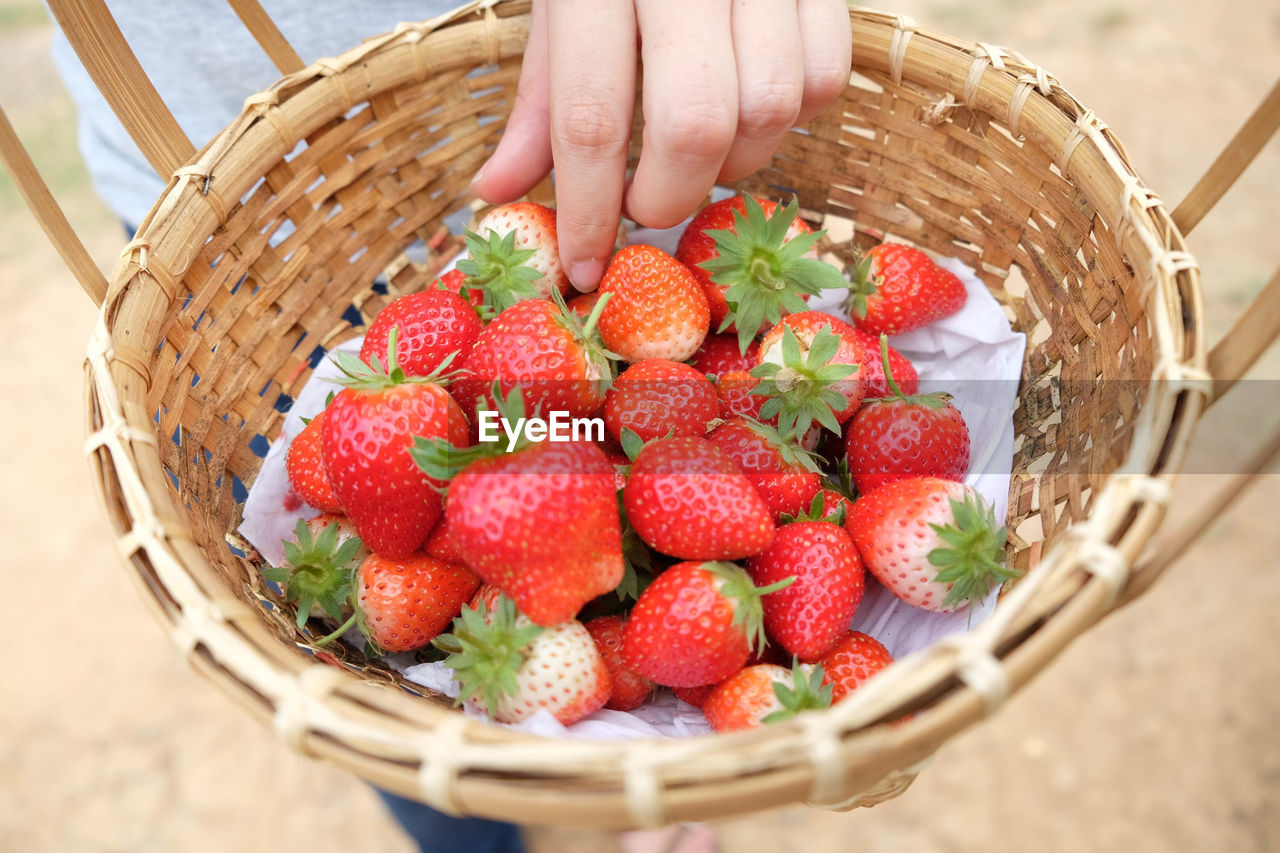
[{"x1": 547, "y1": 0, "x2": 637, "y2": 292}]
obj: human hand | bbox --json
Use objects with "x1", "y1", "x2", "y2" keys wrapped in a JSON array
[{"x1": 469, "y1": 0, "x2": 853, "y2": 292}]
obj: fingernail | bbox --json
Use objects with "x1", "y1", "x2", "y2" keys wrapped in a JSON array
[
  {"x1": 569, "y1": 258, "x2": 605, "y2": 293},
  {"x1": 470, "y1": 159, "x2": 490, "y2": 190}
]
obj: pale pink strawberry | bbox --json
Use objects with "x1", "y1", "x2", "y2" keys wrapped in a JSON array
[
  {"x1": 846, "y1": 477, "x2": 1015, "y2": 612},
  {"x1": 464, "y1": 202, "x2": 570, "y2": 306},
  {"x1": 438, "y1": 595, "x2": 612, "y2": 725},
  {"x1": 702, "y1": 663, "x2": 831, "y2": 732}
]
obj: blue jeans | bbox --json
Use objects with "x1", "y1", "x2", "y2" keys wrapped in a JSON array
[{"x1": 375, "y1": 788, "x2": 524, "y2": 853}]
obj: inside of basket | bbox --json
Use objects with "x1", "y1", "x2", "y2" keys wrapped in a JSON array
[{"x1": 140, "y1": 57, "x2": 1158, "y2": 656}]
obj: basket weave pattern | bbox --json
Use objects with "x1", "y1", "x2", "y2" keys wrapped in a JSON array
[{"x1": 82, "y1": 1, "x2": 1209, "y2": 828}]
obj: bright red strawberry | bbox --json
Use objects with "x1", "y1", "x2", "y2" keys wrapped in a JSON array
[
  {"x1": 453, "y1": 295, "x2": 613, "y2": 423},
  {"x1": 676, "y1": 196, "x2": 843, "y2": 351},
  {"x1": 321, "y1": 336, "x2": 468, "y2": 559},
  {"x1": 747, "y1": 521, "x2": 865, "y2": 661},
  {"x1": 585, "y1": 614, "x2": 656, "y2": 711},
  {"x1": 434, "y1": 440, "x2": 624, "y2": 626},
  {"x1": 352, "y1": 552, "x2": 480, "y2": 653},
  {"x1": 438, "y1": 595, "x2": 611, "y2": 725},
  {"x1": 688, "y1": 333, "x2": 760, "y2": 379},
  {"x1": 706, "y1": 419, "x2": 822, "y2": 521},
  {"x1": 702, "y1": 663, "x2": 832, "y2": 732},
  {"x1": 360, "y1": 288, "x2": 483, "y2": 376},
  {"x1": 621, "y1": 561, "x2": 792, "y2": 687},
  {"x1": 286, "y1": 409, "x2": 343, "y2": 514},
  {"x1": 458, "y1": 202, "x2": 570, "y2": 311},
  {"x1": 817, "y1": 631, "x2": 894, "y2": 702},
  {"x1": 597, "y1": 244, "x2": 710, "y2": 363},
  {"x1": 846, "y1": 326, "x2": 918, "y2": 397},
  {"x1": 754, "y1": 311, "x2": 866, "y2": 436},
  {"x1": 846, "y1": 477, "x2": 1015, "y2": 612},
  {"x1": 714, "y1": 370, "x2": 767, "y2": 422},
  {"x1": 604, "y1": 359, "x2": 719, "y2": 444},
  {"x1": 437, "y1": 267, "x2": 490, "y2": 312},
  {"x1": 623, "y1": 436, "x2": 775, "y2": 561},
  {"x1": 845, "y1": 243, "x2": 967, "y2": 335},
  {"x1": 263, "y1": 518, "x2": 363, "y2": 628},
  {"x1": 779, "y1": 489, "x2": 853, "y2": 526},
  {"x1": 422, "y1": 510, "x2": 467, "y2": 566},
  {"x1": 845, "y1": 337, "x2": 969, "y2": 493},
  {"x1": 566, "y1": 290, "x2": 600, "y2": 319},
  {"x1": 673, "y1": 684, "x2": 717, "y2": 708}
]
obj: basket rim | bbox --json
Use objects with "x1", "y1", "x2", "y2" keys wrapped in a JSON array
[{"x1": 83, "y1": 1, "x2": 1209, "y2": 828}]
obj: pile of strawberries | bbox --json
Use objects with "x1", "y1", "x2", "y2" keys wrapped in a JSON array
[{"x1": 269, "y1": 195, "x2": 1016, "y2": 732}]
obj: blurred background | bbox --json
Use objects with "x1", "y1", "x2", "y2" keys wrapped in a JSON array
[{"x1": 1, "y1": 0, "x2": 1278, "y2": 850}]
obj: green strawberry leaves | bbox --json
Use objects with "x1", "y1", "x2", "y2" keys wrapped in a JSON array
[
  {"x1": 456, "y1": 227, "x2": 543, "y2": 313},
  {"x1": 842, "y1": 252, "x2": 879, "y2": 321},
  {"x1": 435, "y1": 595, "x2": 544, "y2": 712},
  {"x1": 264, "y1": 519, "x2": 363, "y2": 631},
  {"x1": 330, "y1": 326, "x2": 461, "y2": 391},
  {"x1": 699, "y1": 196, "x2": 847, "y2": 353},
  {"x1": 750, "y1": 325, "x2": 858, "y2": 437},
  {"x1": 762, "y1": 661, "x2": 834, "y2": 724},
  {"x1": 705, "y1": 561, "x2": 795, "y2": 655},
  {"x1": 928, "y1": 493, "x2": 1017, "y2": 610}
]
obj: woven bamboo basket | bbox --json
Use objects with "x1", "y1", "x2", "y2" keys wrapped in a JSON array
[{"x1": 5, "y1": 0, "x2": 1280, "y2": 831}]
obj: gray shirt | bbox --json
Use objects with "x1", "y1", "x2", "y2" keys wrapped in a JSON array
[{"x1": 51, "y1": 1, "x2": 462, "y2": 226}]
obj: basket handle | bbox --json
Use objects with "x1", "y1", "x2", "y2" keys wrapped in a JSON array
[
  {"x1": 1126, "y1": 76, "x2": 1280, "y2": 593},
  {"x1": 45, "y1": 0, "x2": 195, "y2": 179},
  {"x1": 1, "y1": 0, "x2": 302, "y2": 306},
  {"x1": 1171, "y1": 76, "x2": 1280, "y2": 404}
]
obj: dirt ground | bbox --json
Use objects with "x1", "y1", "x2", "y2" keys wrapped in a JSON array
[{"x1": 2, "y1": 1, "x2": 1278, "y2": 851}]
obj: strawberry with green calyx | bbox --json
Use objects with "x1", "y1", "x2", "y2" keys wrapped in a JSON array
[
  {"x1": 411, "y1": 382, "x2": 532, "y2": 486},
  {"x1": 604, "y1": 359, "x2": 720, "y2": 444},
  {"x1": 706, "y1": 418, "x2": 822, "y2": 521},
  {"x1": 621, "y1": 561, "x2": 794, "y2": 688},
  {"x1": 455, "y1": 228, "x2": 543, "y2": 315},
  {"x1": 746, "y1": 520, "x2": 865, "y2": 661},
  {"x1": 264, "y1": 519, "x2": 363, "y2": 630},
  {"x1": 597, "y1": 244, "x2": 711, "y2": 364},
  {"x1": 703, "y1": 662, "x2": 833, "y2": 732},
  {"x1": 314, "y1": 552, "x2": 480, "y2": 653},
  {"x1": 434, "y1": 595, "x2": 612, "y2": 725},
  {"x1": 458, "y1": 202, "x2": 570, "y2": 313},
  {"x1": 360, "y1": 288, "x2": 483, "y2": 376},
  {"x1": 778, "y1": 489, "x2": 852, "y2": 527},
  {"x1": 751, "y1": 321, "x2": 864, "y2": 438},
  {"x1": 322, "y1": 329, "x2": 469, "y2": 559},
  {"x1": 623, "y1": 436, "x2": 776, "y2": 561},
  {"x1": 585, "y1": 615, "x2": 656, "y2": 711},
  {"x1": 424, "y1": 427, "x2": 624, "y2": 627},
  {"x1": 285, "y1": 408, "x2": 343, "y2": 514},
  {"x1": 818, "y1": 631, "x2": 894, "y2": 702},
  {"x1": 843, "y1": 242, "x2": 967, "y2": 336},
  {"x1": 678, "y1": 195, "x2": 844, "y2": 352},
  {"x1": 845, "y1": 334, "x2": 970, "y2": 493},
  {"x1": 847, "y1": 477, "x2": 1015, "y2": 612},
  {"x1": 451, "y1": 290, "x2": 616, "y2": 425},
  {"x1": 714, "y1": 370, "x2": 767, "y2": 423}
]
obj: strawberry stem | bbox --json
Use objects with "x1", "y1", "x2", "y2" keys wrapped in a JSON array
[
  {"x1": 704, "y1": 561, "x2": 795, "y2": 654},
  {"x1": 312, "y1": 611, "x2": 359, "y2": 646}
]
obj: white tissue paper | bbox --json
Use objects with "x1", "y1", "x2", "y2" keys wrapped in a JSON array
[{"x1": 239, "y1": 227, "x2": 1026, "y2": 741}]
